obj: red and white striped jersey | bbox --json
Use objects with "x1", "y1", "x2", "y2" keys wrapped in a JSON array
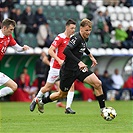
[
  {"x1": 50, "y1": 33, "x2": 70, "y2": 69},
  {"x1": 0, "y1": 30, "x2": 16, "y2": 60}
]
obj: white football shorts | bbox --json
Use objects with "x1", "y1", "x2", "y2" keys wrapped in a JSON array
[
  {"x1": 46, "y1": 67, "x2": 60, "y2": 83},
  {"x1": 0, "y1": 72, "x2": 10, "y2": 86}
]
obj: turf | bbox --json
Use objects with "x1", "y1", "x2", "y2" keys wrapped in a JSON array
[{"x1": 0, "y1": 101, "x2": 133, "y2": 133}]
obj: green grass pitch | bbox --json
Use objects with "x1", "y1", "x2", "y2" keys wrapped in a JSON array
[{"x1": 0, "y1": 101, "x2": 133, "y2": 133}]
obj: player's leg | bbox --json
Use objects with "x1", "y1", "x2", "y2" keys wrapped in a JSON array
[
  {"x1": 65, "y1": 83, "x2": 76, "y2": 114},
  {"x1": 83, "y1": 73, "x2": 105, "y2": 110},
  {"x1": 30, "y1": 68, "x2": 59, "y2": 112},
  {"x1": 36, "y1": 89, "x2": 68, "y2": 113},
  {"x1": 55, "y1": 81, "x2": 66, "y2": 108},
  {"x1": 36, "y1": 84, "x2": 69, "y2": 113},
  {"x1": 55, "y1": 80, "x2": 75, "y2": 112},
  {"x1": 36, "y1": 82, "x2": 54, "y2": 99},
  {"x1": 36, "y1": 70, "x2": 75, "y2": 113},
  {"x1": 36, "y1": 68, "x2": 59, "y2": 99},
  {"x1": 47, "y1": 89, "x2": 68, "y2": 101},
  {"x1": 59, "y1": 68, "x2": 76, "y2": 114},
  {"x1": 30, "y1": 82, "x2": 54, "y2": 112},
  {"x1": 0, "y1": 72, "x2": 17, "y2": 97},
  {"x1": 35, "y1": 67, "x2": 76, "y2": 113}
]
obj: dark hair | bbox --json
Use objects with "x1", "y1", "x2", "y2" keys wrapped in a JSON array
[
  {"x1": 1, "y1": 18, "x2": 16, "y2": 28},
  {"x1": 23, "y1": 66, "x2": 27, "y2": 70},
  {"x1": 104, "y1": 70, "x2": 108, "y2": 74},
  {"x1": 66, "y1": 19, "x2": 76, "y2": 26}
]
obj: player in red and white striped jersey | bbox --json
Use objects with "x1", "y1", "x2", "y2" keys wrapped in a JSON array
[
  {"x1": 30, "y1": 19, "x2": 76, "y2": 114},
  {"x1": 0, "y1": 18, "x2": 30, "y2": 98}
]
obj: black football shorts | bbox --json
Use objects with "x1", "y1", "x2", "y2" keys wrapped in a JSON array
[{"x1": 60, "y1": 67, "x2": 93, "y2": 92}]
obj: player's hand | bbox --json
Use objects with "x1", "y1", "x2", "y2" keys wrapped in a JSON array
[
  {"x1": 91, "y1": 58, "x2": 98, "y2": 67},
  {"x1": 23, "y1": 45, "x2": 30, "y2": 51},
  {"x1": 89, "y1": 53, "x2": 98, "y2": 67},
  {"x1": 58, "y1": 59, "x2": 64, "y2": 66}
]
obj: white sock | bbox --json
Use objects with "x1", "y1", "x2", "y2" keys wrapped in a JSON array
[
  {"x1": 0, "y1": 87, "x2": 14, "y2": 97},
  {"x1": 36, "y1": 91, "x2": 44, "y2": 98},
  {"x1": 66, "y1": 91, "x2": 74, "y2": 108},
  {"x1": 44, "y1": 92, "x2": 49, "y2": 97}
]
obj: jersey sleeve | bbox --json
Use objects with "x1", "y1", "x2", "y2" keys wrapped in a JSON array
[
  {"x1": 84, "y1": 48, "x2": 90, "y2": 55},
  {"x1": 67, "y1": 36, "x2": 80, "y2": 49},
  {"x1": 51, "y1": 36, "x2": 62, "y2": 48},
  {"x1": 63, "y1": 36, "x2": 81, "y2": 63},
  {"x1": 9, "y1": 35, "x2": 17, "y2": 46},
  {"x1": 63, "y1": 45, "x2": 80, "y2": 63}
]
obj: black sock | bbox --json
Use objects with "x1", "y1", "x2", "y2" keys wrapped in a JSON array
[
  {"x1": 42, "y1": 96, "x2": 52, "y2": 104},
  {"x1": 96, "y1": 94, "x2": 105, "y2": 109}
]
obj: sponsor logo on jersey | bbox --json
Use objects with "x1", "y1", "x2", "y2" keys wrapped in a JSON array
[
  {"x1": 79, "y1": 48, "x2": 86, "y2": 53},
  {"x1": 79, "y1": 42, "x2": 86, "y2": 53}
]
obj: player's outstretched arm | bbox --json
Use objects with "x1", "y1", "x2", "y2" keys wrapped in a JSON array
[{"x1": 12, "y1": 44, "x2": 30, "y2": 52}]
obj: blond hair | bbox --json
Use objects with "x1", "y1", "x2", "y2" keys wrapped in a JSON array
[{"x1": 80, "y1": 18, "x2": 92, "y2": 30}]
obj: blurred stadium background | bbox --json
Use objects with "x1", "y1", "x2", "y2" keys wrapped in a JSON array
[{"x1": 0, "y1": 0, "x2": 133, "y2": 101}]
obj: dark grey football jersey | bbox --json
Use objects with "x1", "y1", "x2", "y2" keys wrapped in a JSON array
[{"x1": 63, "y1": 32, "x2": 90, "y2": 70}]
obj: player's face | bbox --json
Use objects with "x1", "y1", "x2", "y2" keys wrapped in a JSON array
[
  {"x1": 67, "y1": 24, "x2": 76, "y2": 36},
  {"x1": 80, "y1": 25, "x2": 91, "y2": 39},
  {"x1": 3, "y1": 24, "x2": 14, "y2": 36}
]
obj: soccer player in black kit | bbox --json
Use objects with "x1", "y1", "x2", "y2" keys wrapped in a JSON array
[{"x1": 36, "y1": 18, "x2": 106, "y2": 115}]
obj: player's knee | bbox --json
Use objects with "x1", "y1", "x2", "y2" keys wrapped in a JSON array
[
  {"x1": 12, "y1": 82, "x2": 18, "y2": 91},
  {"x1": 94, "y1": 80, "x2": 102, "y2": 89}
]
